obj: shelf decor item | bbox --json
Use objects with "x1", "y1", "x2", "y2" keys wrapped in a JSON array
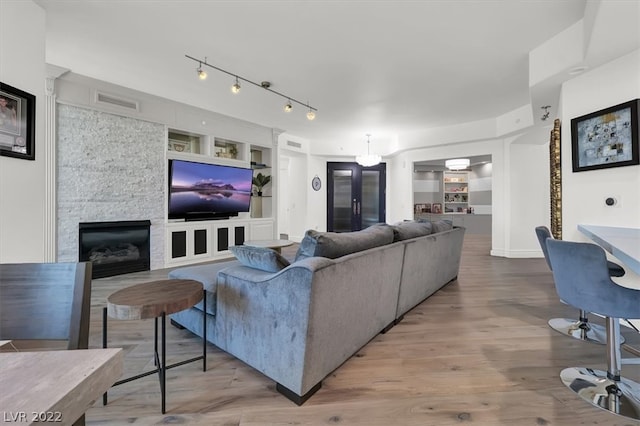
[
  {"x1": 0, "y1": 82, "x2": 35, "y2": 160},
  {"x1": 252, "y1": 172, "x2": 271, "y2": 196},
  {"x1": 570, "y1": 99, "x2": 639, "y2": 172}
]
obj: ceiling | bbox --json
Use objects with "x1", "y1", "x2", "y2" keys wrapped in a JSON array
[{"x1": 35, "y1": 0, "x2": 589, "y2": 152}]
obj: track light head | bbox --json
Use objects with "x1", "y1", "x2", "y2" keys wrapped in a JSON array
[
  {"x1": 284, "y1": 100, "x2": 293, "y2": 112},
  {"x1": 197, "y1": 64, "x2": 207, "y2": 80},
  {"x1": 231, "y1": 77, "x2": 241, "y2": 94},
  {"x1": 306, "y1": 104, "x2": 316, "y2": 120}
]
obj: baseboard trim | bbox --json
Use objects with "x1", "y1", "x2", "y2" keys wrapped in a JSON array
[{"x1": 490, "y1": 249, "x2": 543, "y2": 258}]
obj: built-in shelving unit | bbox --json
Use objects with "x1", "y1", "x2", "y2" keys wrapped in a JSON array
[
  {"x1": 250, "y1": 148, "x2": 272, "y2": 219},
  {"x1": 443, "y1": 171, "x2": 469, "y2": 213},
  {"x1": 165, "y1": 129, "x2": 275, "y2": 267}
]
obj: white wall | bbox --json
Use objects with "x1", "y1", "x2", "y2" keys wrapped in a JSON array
[
  {"x1": 507, "y1": 142, "x2": 550, "y2": 256},
  {"x1": 0, "y1": 1, "x2": 46, "y2": 262},
  {"x1": 386, "y1": 137, "x2": 517, "y2": 255},
  {"x1": 560, "y1": 49, "x2": 640, "y2": 243},
  {"x1": 278, "y1": 150, "x2": 309, "y2": 241}
]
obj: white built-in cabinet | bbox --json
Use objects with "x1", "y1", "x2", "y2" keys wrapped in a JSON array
[{"x1": 165, "y1": 129, "x2": 276, "y2": 267}]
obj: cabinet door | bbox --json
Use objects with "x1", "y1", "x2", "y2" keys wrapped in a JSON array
[
  {"x1": 213, "y1": 223, "x2": 248, "y2": 255},
  {"x1": 167, "y1": 225, "x2": 211, "y2": 262}
]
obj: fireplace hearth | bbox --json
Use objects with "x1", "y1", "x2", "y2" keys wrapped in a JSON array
[{"x1": 79, "y1": 220, "x2": 151, "y2": 278}]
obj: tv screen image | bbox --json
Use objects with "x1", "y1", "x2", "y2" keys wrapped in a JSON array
[{"x1": 168, "y1": 159, "x2": 253, "y2": 220}]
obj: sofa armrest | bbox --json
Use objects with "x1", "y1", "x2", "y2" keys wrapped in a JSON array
[{"x1": 214, "y1": 262, "x2": 320, "y2": 395}]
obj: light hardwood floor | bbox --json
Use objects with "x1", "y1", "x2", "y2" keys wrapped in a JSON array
[{"x1": 86, "y1": 235, "x2": 640, "y2": 426}]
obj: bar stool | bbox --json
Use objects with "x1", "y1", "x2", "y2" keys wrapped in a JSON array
[
  {"x1": 546, "y1": 238, "x2": 640, "y2": 421},
  {"x1": 535, "y1": 226, "x2": 625, "y2": 344}
]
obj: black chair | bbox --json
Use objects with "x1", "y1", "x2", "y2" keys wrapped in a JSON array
[
  {"x1": 0, "y1": 262, "x2": 93, "y2": 426},
  {"x1": 535, "y1": 226, "x2": 625, "y2": 344},
  {"x1": 546, "y1": 238, "x2": 640, "y2": 421}
]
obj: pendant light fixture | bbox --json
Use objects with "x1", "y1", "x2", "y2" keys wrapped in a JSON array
[
  {"x1": 356, "y1": 134, "x2": 381, "y2": 167},
  {"x1": 445, "y1": 158, "x2": 470, "y2": 170},
  {"x1": 186, "y1": 54, "x2": 317, "y2": 120}
]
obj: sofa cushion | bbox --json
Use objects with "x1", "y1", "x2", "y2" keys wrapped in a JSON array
[
  {"x1": 230, "y1": 245, "x2": 291, "y2": 272},
  {"x1": 432, "y1": 219, "x2": 453, "y2": 233},
  {"x1": 391, "y1": 221, "x2": 433, "y2": 241},
  {"x1": 295, "y1": 224, "x2": 394, "y2": 261},
  {"x1": 168, "y1": 259, "x2": 241, "y2": 315}
]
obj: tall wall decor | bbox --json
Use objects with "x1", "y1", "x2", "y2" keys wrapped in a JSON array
[{"x1": 550, "y1": 118, "x2": 562, "y2": 239}]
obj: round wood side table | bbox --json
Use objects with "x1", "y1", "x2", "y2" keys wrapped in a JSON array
[
  {"x1": 102, "y1": 279, "x2": 206, "y2": 414},
  {"x1": 243, "y1": 239, "x2": 294, "y2": 254}
]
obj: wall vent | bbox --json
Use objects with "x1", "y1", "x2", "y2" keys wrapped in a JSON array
[
  {"x1": 95, "y1": 91, "x2": 140, "y2": 111},
  {"x1": 287, "y1": 140, "x2": 302, "y2": 148}
]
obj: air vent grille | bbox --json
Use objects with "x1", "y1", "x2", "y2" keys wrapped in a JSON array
[
  {"x1": 95, "y1": 91, "x2": 139, "y2": 111},
  {"x1": 287, "y1": 140, "x2": 302, "y2": 148}
]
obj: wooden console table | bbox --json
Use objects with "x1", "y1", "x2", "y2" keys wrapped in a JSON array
[
  {"x1": 0, "y1": 348, "x2": 122, "y2": 425},
  {"x1": 103, "y1": 279, "x2": 206, "y2": 414}
]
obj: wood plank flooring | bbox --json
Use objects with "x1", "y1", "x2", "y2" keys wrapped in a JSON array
[{"x1": 86, "y1": 235, "x2": 639, "y2": 425}]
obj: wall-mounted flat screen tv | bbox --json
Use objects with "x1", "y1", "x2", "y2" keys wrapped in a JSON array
[{"x1": 168, "y1": 159, "x2": 253, "y2": 220}]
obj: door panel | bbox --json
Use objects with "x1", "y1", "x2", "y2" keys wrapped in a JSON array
[
  {"x1": 327, "y1": 162, "x2": 385, "y2": 232},
  {"x1": 331, "y1": 169, "x2": 354, "y2": 232},
  {"x1": 361, "y1": 170, "x2": 381, "y2": 228}
]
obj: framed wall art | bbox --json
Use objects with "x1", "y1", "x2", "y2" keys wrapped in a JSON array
[
  {"x1": 570, "y1": 99, "x2": 639, "y2": 172},
  {"x1": 0, "y1": 82, "x2": 36, "y2": 160}
]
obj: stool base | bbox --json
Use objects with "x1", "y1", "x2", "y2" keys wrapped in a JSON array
[
  {"x1": 560, "y1": 367, "x2": 640, "y2": 421},
  {"x1": 548, "y1": 318, "x2": 624, "y2": 345}
]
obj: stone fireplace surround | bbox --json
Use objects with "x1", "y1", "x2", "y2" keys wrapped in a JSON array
[{"x1": 56, "y1": 104, "x2": 165, "y2": 270}]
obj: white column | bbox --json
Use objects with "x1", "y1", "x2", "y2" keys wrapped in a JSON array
[
  {"x1": 43, "y1": 65, "x2": 69, "y2": 261},
  {"x1": 43, "y1": 76, "x2": 57, "y2": 261}
]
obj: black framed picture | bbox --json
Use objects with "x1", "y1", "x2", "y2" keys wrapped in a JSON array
[
  {"x1": 0, "y1": 82, "x2": 36, "y2": 160},
  {"x1": 570, "y1": 99, "x2": 639, "y2": 172}
]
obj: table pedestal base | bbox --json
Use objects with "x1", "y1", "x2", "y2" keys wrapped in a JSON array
[{"x1": 102, "y1": 289, "x2": 207, "y2": 414}]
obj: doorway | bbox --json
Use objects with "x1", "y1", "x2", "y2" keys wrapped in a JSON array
[{"x1": 327, "y1": 162, "x2": 386, "y2": 232}]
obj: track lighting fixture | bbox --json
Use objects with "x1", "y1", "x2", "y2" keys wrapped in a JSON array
[
  {"x1": 186, "y1": 54, "x2": 317, "y2": 120},
  {"x1": 231, "y1": 76, "x2": 241, "y2": 94},
  {"x1": 356, "y1": 134, "x2": 381, "y2": 167}
]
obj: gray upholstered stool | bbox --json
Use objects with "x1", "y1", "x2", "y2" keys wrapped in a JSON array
[
  {"x1": 546, "y1": 238, "x2": 640, "y2": 421},
  {"x1": 535, "y1": 226, "x2": 625, "y2": 344}
]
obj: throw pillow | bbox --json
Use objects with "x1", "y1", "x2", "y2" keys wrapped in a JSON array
[
  {"x1": 431, "y1": 219, "x2": 453, "y2": 233},
  {"x1": 230, "y1": 245, "x2": 291, "y2": 273},
  {"x1": 391, "y1": 221, "x2": 433, "y2": 241},
  {"x1": 295, "y1": 224, "x2": 394, "y2": 261}
]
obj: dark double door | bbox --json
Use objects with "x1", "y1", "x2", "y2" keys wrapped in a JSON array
[{"x1": 327, "y1": 162, "x2": 386, "y2": 232}]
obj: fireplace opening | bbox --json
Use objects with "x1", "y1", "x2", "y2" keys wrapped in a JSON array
[{"x1": 79, "y1": 220, "x2": 151, "y2": 279}]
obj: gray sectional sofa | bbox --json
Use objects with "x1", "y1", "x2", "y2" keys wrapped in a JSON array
[{"x1": 169, "y1": 221, "x2": 465, "y2": 404}]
